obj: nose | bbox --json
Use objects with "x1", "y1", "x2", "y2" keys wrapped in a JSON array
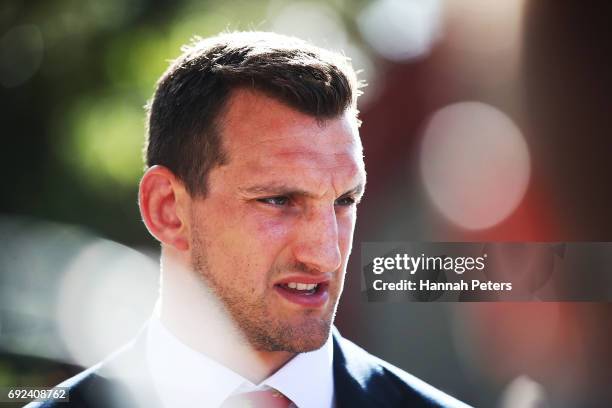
[{"x1": 292, "y1": 205, "x2": 342, "y2": 273}]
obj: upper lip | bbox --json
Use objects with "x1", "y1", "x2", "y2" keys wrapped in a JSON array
[{"x1": 274, "y1": 274, "x2": 331, "y2": 285}]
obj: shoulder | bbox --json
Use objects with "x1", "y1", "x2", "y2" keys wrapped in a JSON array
[
  {"x1": 25, "y1": 336, "x2": 155, "y2": 408},
  {"x1": 332, "y1": 329, "x2": 472, "y2": 408},
  {"x1": 24, "y1": 363, "x2": 123, "y2": 408}
]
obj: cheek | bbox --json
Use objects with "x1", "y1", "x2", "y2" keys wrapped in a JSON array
[
  {"x1": 252, "y1": 213, "x2": 293, "y2": 242},
  {"x1": 232, "y1": 214, "x2": 293, "y2": 271}
]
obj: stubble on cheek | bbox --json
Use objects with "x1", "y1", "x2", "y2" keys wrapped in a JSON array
[
  {"x1": 188, "y1": 199, "x2": 341, "y2": 352},
  {"x1": 189, "y1": 232, "x2": 337, "y2": 352}
]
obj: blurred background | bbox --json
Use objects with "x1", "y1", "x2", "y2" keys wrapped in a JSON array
[{"x1": 1, "y1": 0, "x2": 612, "y2": 406}]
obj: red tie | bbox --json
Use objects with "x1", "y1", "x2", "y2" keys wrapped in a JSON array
[{"x1": 220, "y1": 389, "x2": 293, "y2": 408}]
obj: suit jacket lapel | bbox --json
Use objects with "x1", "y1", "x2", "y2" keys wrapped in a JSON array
[{"x1": 332, "y1": 328, "x2": 380, "y2": 407}]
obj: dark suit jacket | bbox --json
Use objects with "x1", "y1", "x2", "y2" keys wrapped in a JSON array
[{"x1": 28, "y1": 328, "x2": 471, "y2": 407}]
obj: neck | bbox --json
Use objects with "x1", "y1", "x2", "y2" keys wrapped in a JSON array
[{"x1": 158, "y1": 251, "x2": 295, "y2": 383}]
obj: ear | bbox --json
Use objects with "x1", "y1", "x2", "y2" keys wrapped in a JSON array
[{"x1": 138, "y1": 165, "x2": 190, "y2": 251}]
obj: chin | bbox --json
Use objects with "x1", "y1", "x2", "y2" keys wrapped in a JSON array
[
  {"x1": 286, "y1": 332, "x2": 329, "y2": 353},
  {"x1": 250, "y1": 316, "x2": 333, "y2": 353}
]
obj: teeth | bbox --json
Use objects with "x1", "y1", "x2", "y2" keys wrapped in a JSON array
[{"x1": 285, "y1": 282, "x2": 318, "y2": 291}]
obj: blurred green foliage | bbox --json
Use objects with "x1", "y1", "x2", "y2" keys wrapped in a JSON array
[
  {"x1": 0, "y1": 0, "x2": 298, "y2": 246},
  {"x1": 0, "y1": 0, "x2": 371, "y2": 244}
]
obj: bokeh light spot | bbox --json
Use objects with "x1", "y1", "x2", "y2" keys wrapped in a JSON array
[
  {"x1": 269, "y1": 2, "x2": 347, "y2": 50},
  {"x1": 0, "y1": 24, "x2": 44, "y2": 87},
  {"x1": 358, "y1": 0, "x2": 442, "y2": 62},
  {"x1": 56, "y1": 239, "x2": 158, "y2": 366},
  {"x1": 419, "y1": 101, "x2": 531, "y2": 230},
  {"x1": 60, "y1": 96, "x2": 145, "y2": 190}
]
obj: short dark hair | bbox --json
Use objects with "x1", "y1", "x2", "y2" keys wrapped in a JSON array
[{"x1": 145, "y1": 31, "x2": 363, "y2": 196}]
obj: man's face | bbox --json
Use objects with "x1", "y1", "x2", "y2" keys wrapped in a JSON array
[{"x1": 188, "y1": 90, "x2": 365, "y2": 353}]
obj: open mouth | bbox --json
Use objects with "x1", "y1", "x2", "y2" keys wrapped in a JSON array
[
  {"x1": 274, "y1": 281, "x2": 329, "y2": 307},
  {"x1": 276, "y1": 282, "x2": 321, "y2": 295}
]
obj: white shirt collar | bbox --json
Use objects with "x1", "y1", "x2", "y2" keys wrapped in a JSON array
[
  {"x1": 145, "y1": 316, "x2": 334, "y2": 408},
  {"x1": 264, "y1": 336, "x2": 334, "y2": 408}
]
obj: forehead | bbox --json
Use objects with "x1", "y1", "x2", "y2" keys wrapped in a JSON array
[{"x1": 218, "y1": 90, "x2": 364, "y2": 178}]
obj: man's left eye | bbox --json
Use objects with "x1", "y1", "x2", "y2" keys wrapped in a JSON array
[
  {"x1": 258, "y1": 196, "x2": 289, "y2": 206},
  {"x1": 335, "y1": 196, "x2": 356, "y2": 206}
]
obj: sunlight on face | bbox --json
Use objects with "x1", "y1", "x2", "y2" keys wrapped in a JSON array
[{"x1": 189, "y1": 90, "x2": 365, "y2": 352}]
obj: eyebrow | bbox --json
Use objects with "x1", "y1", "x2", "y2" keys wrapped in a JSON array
[{"x1": 238, "y1": 182, "x2": 365, "y2": 199}]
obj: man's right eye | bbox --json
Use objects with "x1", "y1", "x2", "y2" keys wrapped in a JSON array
[{"x1": 257, "y1": 196, "x2": 289, "y2": 206}]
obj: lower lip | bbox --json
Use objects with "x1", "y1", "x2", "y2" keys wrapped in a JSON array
[{"x1": 274, "y1": 283, "x2": 329, "y2": 308}]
